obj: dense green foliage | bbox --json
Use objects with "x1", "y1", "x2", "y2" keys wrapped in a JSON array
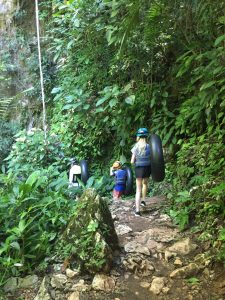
[
  {"x1": 0, "y1": 169, "x2": 73, "y2": 282},
  {"x1": 0, "y1": 121, "x2": 19, "y2": 165},
  {"x1": 46, "y1": 0, "x2": 225, "y2": 221},
  {"x1": 0, "y1": 0, "x2": 225, "y2": 285},
  {"x1": 0, "y1": 129, "x2": 114, "y2": 284},
  {"x1": 0, "y1": 130, "x2": 74, "y2": 284},
  {"x1": 45, "y1": 0, "x2": 225, "y2": 261}
]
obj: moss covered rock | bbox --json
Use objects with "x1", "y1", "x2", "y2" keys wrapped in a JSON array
[{"x1": 60, "y1": 188, "x2": 118, "y2": 273}]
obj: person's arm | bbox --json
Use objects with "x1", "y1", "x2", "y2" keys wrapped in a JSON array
[
  {"x1": 69, "y1": 166, "x2": 74, "y2": 184},
  {"x1": 131, "y1": 144, "x2": 136, "y2": 164},
  {"x1": 110, "y1": 167, "x2": 115, "y2": 176},
  {"x1": 131, "y1": 153, "x2": 136, "y2": 164}
]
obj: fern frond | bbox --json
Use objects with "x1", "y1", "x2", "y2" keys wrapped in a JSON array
[{"x1": 0, "y1": 98, "x2": 13, "y2": 118}]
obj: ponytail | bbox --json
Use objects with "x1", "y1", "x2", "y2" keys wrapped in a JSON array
[{"x1": 136, "y1": 137, "x2": 147, "y2": 155}]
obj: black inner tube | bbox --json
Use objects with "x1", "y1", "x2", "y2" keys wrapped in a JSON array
[{"x1": 150, "y1": 134, "x2": 165, "y2": 182}]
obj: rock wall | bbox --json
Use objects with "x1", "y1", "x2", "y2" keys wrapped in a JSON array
[
  {"x1": 0, "y1": 0, "x2": 38, "y2": 124},
  {"x1": 0, "y1": 0, "x2": 19, "y2": 31}
]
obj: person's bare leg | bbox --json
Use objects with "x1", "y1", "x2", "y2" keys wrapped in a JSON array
[
  {"x1": 142, "y1": 178, "x2": 148, "y2": 202},
  {"x1": 135, "y1": 178, "x2": 143, "y2": 212}
]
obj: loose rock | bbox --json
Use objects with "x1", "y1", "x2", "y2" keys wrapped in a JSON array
[
  {"x1": 66, "y1": 268, "x2": 79, "y2": 279},
  {"x1": 4, "y1": 277, "x2": 18, "y2": 293},
  {"x1": 71, "y1": 279, "x2": 90, "y2": 292},
  {"x1": 170, "y1": 263, "x2": 199, "y2": 278},
  {"x1": 67, "y1": 291, "x2": 80, "y2": 300},
  {"x1": 19, "y1": 275, "x2": 39, "y2": 289},
  {"x1": 92, "y1": 274, "x2": 116, "y2": 292},
  {"x1": 165, "y1": 250, "x2": 177, "y2": 262},
  {"x1": 51, "y1": 274, "x2": 67, "y2": 288},
  {"x1": 167, "y1": 238, "x2": 197, "y2": 255},
  {"x1": 140, "y1": 281, "x2": 150, "y2": 288},
  {"x1": 124, "y1": 241, "x2": 150, "y2": 255},
  {"x1": 115, "y1": 224, "x2": 133, "y2": 235},
  {"x1": 149, "y1": 277, "x2": 167, "y2": 295},
  {"x1": 174, "y1": 258, "x2": 183, "y2": 266}
]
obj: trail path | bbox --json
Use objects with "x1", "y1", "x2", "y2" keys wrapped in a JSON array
[
  {"x1": 108, "y1": 196, "x2": 225, "y2": 300},
  {"x1": 10, "y1": 196, "x2": 225, "y2": 300}
]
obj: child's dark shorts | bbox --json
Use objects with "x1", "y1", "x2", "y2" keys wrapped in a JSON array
[{"x1": 135, "y1": 165, "x2": 151, "y2": 178}]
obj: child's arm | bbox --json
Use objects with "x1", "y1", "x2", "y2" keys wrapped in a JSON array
[{"x1": 110, "y1": 167, "x2": 115, "y2": 176}]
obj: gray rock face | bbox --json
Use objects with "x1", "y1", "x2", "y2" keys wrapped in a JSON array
[
  {"x1": 0, "y1": 0, "x2": 18, "y2": 30},
  {"x1": 61, "y1": 188, "x2": 118, "y2": 274},
  {"x1": 19, "y1": 275, "x2": 39, "y2": 289},
  {"x1": 4, "y1": 275, "x2": 39, "y2": 293},
  {"x1": 4, "y1": 277, "x2": 18, "y2": 293},
  {"x1": 34, "y1": 277, "x2": 51, "y2": 300}
]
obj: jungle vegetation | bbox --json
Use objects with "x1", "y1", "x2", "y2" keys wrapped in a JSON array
[{"x1": 0, "y1": 0, "x2": 224, "y2": 285}]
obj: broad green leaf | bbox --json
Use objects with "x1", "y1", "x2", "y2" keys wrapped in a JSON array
[
  {"x1": 200, "y1": 81, "x2": 216, "y2": 91},
  {"x1": 26, "y1": 171, "x2": 41, "y2": 187},
  {"x1": 214, "y1": 34, "x2": 225, "y2": 46},
  {"x1": 96, "y1": 95, "x2": 110, "y2": 107},
  {"x1": 125, "y1": 95, "x2": 135, "y2": 105},
  {"x1": 109, "y1": 99, "x2": 117, "y2": 107},
  {"x1": 103, "y1": 116, "x2": 109, "y2": 122},
  {"x1": 10, "y1": 241, "x2": 20, "y2": 251},
  {"x1": 18, "y1": 219, "x2": 26, "y2": 234},
  {"x1": 150, "y1": 97, "x2": 156, "y2": 108},
  {"x1": 51, "y1": 87, "x2": 61, "y2": 94},
  {"x1": 65, "y1": 95, "x2": 75, "y2": 102},
  {"x1": 22, "y1": 87, "x2": 35, "y2": 93},
  {"x1": 83, "y1": 104, "x2": 90, "y2": 110},
  {"x1": 120, "y1": 154, "x2": 127, "y2": 164},
  {"x1": 123, "y1": 83, "x2": 132, "y2": 92},
  {"x1": 95, "y1": 107, "x2": 105, "y2": 113},
  {"x1": 73, "y1": 19, "x2": 80, "y2": 27},
  {"x1": 62, "y1": 102, "x2": 82, "y2": 110},
  {"x1": 86, "y1": 176, "x2": 95, "y2": 188},
  {"x1": 163, "y1": 127, "x2": 174, "y2": 145}
]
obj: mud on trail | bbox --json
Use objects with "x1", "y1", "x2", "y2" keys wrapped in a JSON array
[{"x1": 8, "y1": 196, "x2": 225, "y2": 300}]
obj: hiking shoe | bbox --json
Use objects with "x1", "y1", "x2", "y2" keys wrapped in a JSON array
[
  {"x1": 134, "y1": 211, "x2": 141, "y2": 217},
  {"x1": 141, "y1": 201, "x2": 146, "y2": 207}
]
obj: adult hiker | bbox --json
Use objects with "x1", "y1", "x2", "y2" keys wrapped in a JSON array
[
  {"x1": 131, "y1": 128, "x2": 151, "y2": 216},
  {"x1": 110, "y1": 160, "x2": 127, "y2": 200},
  {"x1": 69, "y1": 157, "x2": 81, "y2": 188}
]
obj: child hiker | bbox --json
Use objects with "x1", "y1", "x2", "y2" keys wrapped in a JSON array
[{"x1": 110, "y1": 161, "x2": 127, "y2": 200}]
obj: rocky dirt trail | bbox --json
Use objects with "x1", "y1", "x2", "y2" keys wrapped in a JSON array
[
  {"x1": 109, "y1": 196, "x2": 225, "y2": 300},
  {"x1": 4, "y1": 196, "x2": 225, "y2": 300}
]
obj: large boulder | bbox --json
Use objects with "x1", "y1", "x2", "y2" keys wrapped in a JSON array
[{"x1": 60, "y1": 189, "x2": 118, "y2": 274}]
